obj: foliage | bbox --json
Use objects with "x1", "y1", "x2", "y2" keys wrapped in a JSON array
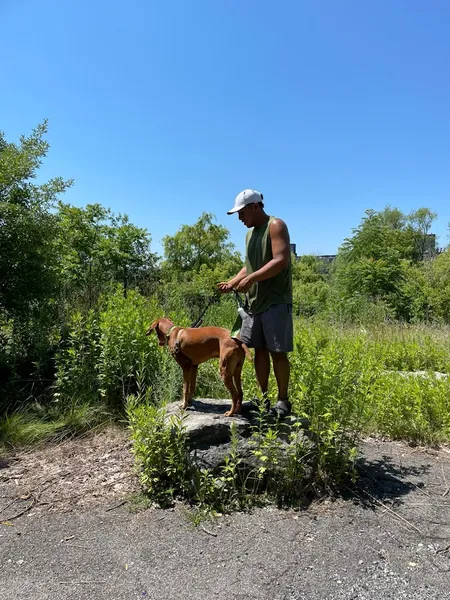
[
  {"x1": 0, "y1": 122, "x2": 164, "y2": 411},
  {"x1": 57, "y1": 202, "x2": 159, "y2": 312},
  {"x1": 425, "y1": 249, "x2": 450, "y2": 321},
  {"x1": 161, "y1": 212, "x2": 241, "y2": 274},
  {"x1": 159, "y1": 213, "x2": 242, "y2": 320},
  {"x1": 127, "y1": 396, "x2": 320, "y2": 514},
  {"x1": 290, "y1": 323, "x2": 379, "y2": 485},
  {"x1": 0, "y1": 120, "x2": 72, "y2": 322},
  {"x1": 0, "y1": 121, "x2": 74, "y2": 410},
  {"x1": 289, "y1": 320, "x2": 450, "y2": 445},
  {"x1": 372, "y1": 373, "x2": 450, "y2": 444},
  {"x1": 126, "y1": 398, "x2": 193, "y2": 507},
  {"x1": 54, "y1": 288, "x2": 164, "y2": 410},
  {"x1": 333, "y1": 207, "x2": 438, "y2": 320},
  {"x1": 291, "y1": 255, "x2": 331, "y2": 317},
  {"x1": 54, "y1": 310, "x2": 101, "y2": 405},
  {"x1": 338, "y1": 207, "x2": 437, "y2": 264},
  {"x1": 3, "y1": 119, "x2": 450, "y2": 516}
]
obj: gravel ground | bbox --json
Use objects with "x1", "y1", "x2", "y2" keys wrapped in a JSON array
[{"x1": 0, "y1": 429, "x2": 449, "y2": 600}]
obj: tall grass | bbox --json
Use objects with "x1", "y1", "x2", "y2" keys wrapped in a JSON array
[
  {"x1": 5, "y1": 292, "x2": 450, "y2": 450},
  {"x1": 289, "y1": 319, "x2": 450, "y2": 444},
  {"x1": 0, "y1": 401, "x2": 111, "y2": 449}
]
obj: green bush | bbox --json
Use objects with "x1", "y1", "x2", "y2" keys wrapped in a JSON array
[
  {"x1": 54, "y1": 287, "x2": 169, "y2": 411},
  {"x1": 97, "y1": 289, "x2": 163, "y2": 408},
  {"x1": 54, "y1": 309, "x2": 101, "y2": 405},
  {"x1": 127, "y1": 398, "x2": 321, "y2": 513},
  {"x1": 371, "y1": 373, "x2": 450, "y2": 444},
  {"x1": 127, "y1": 397, "x2": 193, "y2": 507},
  {"x1": 288, "y1": 319, "x2": 450, "y2": 446},
  {"x1": 290, "y1": 322, "x2": 380, "y2": 484}
]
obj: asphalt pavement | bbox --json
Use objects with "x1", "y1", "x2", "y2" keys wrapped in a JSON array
[{"x1": 1, "y1": 438, "x2": 449, "y2": 600}]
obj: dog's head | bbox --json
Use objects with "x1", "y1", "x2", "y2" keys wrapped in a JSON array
[{"x1": 146, "y1": 317, "x2": 175, "y2": 346}]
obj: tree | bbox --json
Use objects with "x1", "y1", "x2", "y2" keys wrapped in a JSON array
[
  {"x1": 56, "y1": 202, "x2": 109, "y2": 310},
  {"x1": 161, "y1": 213, "x2": 241, "y2": 275},
  {"x1": 0, "y1": 120, "x2": 73, "y2": 321},
  {"x1": 160, "y1": 213, "x2": 242, "y2": 318},
  {"x1": 0, "y1": 121, "x2": 73, "y2": 409},
  {"x1": 408, "y1": 208, "x2": 438, "y2": 260},
  {"x1": 99, "y1": 213, "x2": 158, "y2": 297},
  {"x1": 423, "y1": 248, "x2": 450, "y2": 321},
  {"x1": 56, "y1": 203, "x2": 159, "y2": 308},
  {"x1": 333, "y1": 206, "x2": 438, "y2": 320},
  {"x1": 291, "y1": 255, "x2": 330, "y2": 316}
]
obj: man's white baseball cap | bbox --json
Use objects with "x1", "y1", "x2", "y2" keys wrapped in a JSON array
[{"x1": 227, "y1": 189, "x2": 264, "y2": 215}]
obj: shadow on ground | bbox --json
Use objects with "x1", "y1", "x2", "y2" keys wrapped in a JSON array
[{"x1": 347, "y1": 450, "x2": 431, "y2": 509}]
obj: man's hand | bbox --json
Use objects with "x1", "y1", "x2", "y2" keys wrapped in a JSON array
[
  {"x1": 216, "y1": 282, "x2": 234, "y2": 294},
  {"x1": 235, "y1": 275, "x2": 255, "y2": 293}
]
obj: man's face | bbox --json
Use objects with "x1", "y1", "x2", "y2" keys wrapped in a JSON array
[{"x1": 238, "y1": 203, "x2": 257, "y2": 228}]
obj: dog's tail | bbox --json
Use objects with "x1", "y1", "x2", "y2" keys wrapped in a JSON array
[{"x1": 231, "y1": 337, "x2": 253, "y2": 362}]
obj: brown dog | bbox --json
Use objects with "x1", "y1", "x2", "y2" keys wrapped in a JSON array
[{"x1": 147, "y1": 317, "x2": 252, "y2": 416}]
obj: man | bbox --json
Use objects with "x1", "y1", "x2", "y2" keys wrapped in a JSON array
[{"x1": 217, "y1": 189, "x2": 293, "y2": 417}]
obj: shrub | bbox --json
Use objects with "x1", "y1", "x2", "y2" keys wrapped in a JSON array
[
  {"x1": 127, "y1": 397, "x2": 321, "y2": 514},
  {"x1": 54, "y1": 309, "x2": 101, "y2": 405},
  {"x1": 290, "y1": 323, "x2": 381, "y2": 485},
  {"x1": 127, "y1": 396, "x2": 192, "y2": 507},
  {"x1": 371, "y1": 373, "x2": 450, "y2": 444}
]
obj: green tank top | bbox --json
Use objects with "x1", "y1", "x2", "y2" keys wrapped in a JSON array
[{"x1": 245, "y1": 216, "x2": 292, "y2": 314}]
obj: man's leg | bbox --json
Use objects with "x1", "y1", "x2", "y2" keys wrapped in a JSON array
[
  {"x1": 239, "y1": 314, "x2": 270, "y2": 412},
  {"x1": 254, "y1": 347, "x2": 270, "y2": 396},
  {"x1": 261, "y1": 304, "x2": 293, "y2": 417},
  {"x1": 270, "y1": 351, "x2": 290, "y2": 400}
]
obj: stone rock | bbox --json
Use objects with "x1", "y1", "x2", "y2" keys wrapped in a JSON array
[
  {"x1": 164, "y1": 398, "x2": 317, "y2": 486},
  {"x1": 165, "y1": 399, "x2": 252, "y2": 448}
]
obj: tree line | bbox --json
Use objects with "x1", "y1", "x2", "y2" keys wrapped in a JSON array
[{"x1": 1, "y1": 122, "x2": 450, "y2": 412}]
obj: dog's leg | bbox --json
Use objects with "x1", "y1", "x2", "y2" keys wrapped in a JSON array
[
  {"x1": 174, "y1": 352, "x2": 193, "y2": 410},
  {"x1": 180, "y1": 365, "x2": 192, "y2": 409},
  {"x1": 220, "y1": 356, "x2": 239, "y2": 417},
  {"x1": 188, "y1": 364, "x2": 198, "y2": 405},
  {"x1": 233, "y1": 359, "x2": 244, "y2": 414}
]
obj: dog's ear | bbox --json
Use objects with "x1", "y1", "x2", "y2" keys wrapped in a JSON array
[{"x1": 146, "y1": 320, "x2": 159, "y2": 336}]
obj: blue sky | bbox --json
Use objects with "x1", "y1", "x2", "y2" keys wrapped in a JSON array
[{"x1": 3, "y1": 0, "x2": 450, "y2": 258}]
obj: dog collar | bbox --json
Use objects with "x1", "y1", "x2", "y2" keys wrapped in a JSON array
[{"x1": 165, "y1": 325, "x2": 177, "y2": 341}]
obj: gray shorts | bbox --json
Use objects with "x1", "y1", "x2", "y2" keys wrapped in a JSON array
[{"x1": 240, "y1": 304, "x2": 293, "y2": 353}]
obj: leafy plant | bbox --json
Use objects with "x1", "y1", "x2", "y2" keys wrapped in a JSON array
[{"x1": 126, "y1": 396, "x2": 192, "y2": 507}]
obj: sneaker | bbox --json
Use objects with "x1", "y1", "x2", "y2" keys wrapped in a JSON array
[{"x1": 269, "y1": 399, "x2": 292, "y2": 418}]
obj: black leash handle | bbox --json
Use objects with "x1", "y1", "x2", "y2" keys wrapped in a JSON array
[{"x1": 233, "y1": 289, "x2": 244, "y2": 308}]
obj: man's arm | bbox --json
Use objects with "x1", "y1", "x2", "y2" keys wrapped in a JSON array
[{"x1": 235, "y1": 219, "x2": 290, "y2": 292}]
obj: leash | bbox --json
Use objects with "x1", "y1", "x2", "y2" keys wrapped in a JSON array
[
  {"x1": 233, "y1": 290, "x2": 251, "y2": 318},
  {"x1": 189, "y1": 289, "x2": 249, "y2": 329},
  {"x1": 233, "y1": 290, "x2": 244, "y2": 309},
  {"x1": 190, "y1": 291, "x2": 222, "y2": 328}
]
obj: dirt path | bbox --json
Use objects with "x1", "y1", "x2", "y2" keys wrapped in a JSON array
[
  {"x1": 1, "y1": 428, "x2": 449, "y2": 599},
  {"x1": 0, "y1": 426, "x2": 138, "y2": 515}
]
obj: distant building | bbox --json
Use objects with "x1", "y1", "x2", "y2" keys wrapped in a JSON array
[
  {"x1": 422, "y1": 233, "x2": 437, "y2": 259},
  {"x1": 294, "y1": 252, "x2": 336, "y2": 263},
  {"x1": 316, "y1": 255, "x2": 336, "y2": 264},
  {"x1": 291, "y1": 232, "x2": 439, "y2": 263}
]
